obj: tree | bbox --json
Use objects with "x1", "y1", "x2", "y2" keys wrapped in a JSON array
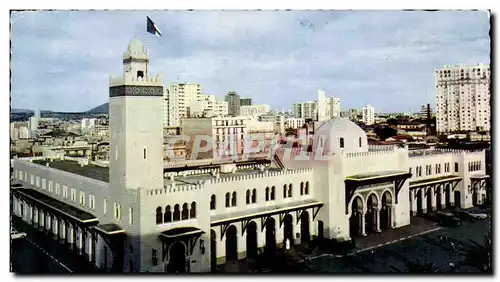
[
  {"x1": 459, "y1": 233, "x2": 492, "y2": 272},
  {"x1": 391, "y1": 258, "x2": 442, "y2": 273},
  {"x1": 387, "y1": 118, "x2": 398, "y2": 126},
  {"x1": 374, "y1": 126, "x2": 397, "y2": 141}
]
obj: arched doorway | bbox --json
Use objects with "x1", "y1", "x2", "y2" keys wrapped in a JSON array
[
  {"x1": 246, "y1": 221, "x2": 258, "y2": 258},
  {"x1": 380, "y1": 191, "x2": 392, "y2": 230},
  {"x1": 445, "y1": 184, "x2": 451, "y2": 208},
  {"x1": 416, "y1": 189, "x2": 423, "y2": 215},
  {"x1": 426, "y1": 188, "x2": 433, "y2": 213},
  {"x1": 300, "y1": 211, "x2": 310, "y2": 244},
  {"x1": 283, "y1": 214, "x2": 293, "y2": 247},
  {"x1": 472, "y1": 189, "x2": 478, "y2": 206},
  {"x1": 317, "y1": 221, "x2": 324, "y2": 240},
  {"x1": 366, "y1": 194, "x2": 378, "y2": 233},
  {"x1": 225, "y1": 225, "x2": 238, "y2": 262},
  {"x1": 167, "y1": 241, "x2": 187, "y2": 273},
  {"x1": 454, "y1": 191, "x2": 461, "y2": 209},
  {"x1": 210, "y1": 229, "x2": 216, "y2": 272},
  {"x1": 436, "y1": 185, "x2": 442, "y2": 211},
  {"x1": 349, "y1": 196, "x2": 364, "y2": 236},
  {"x1": 265, "y1": 217, "x2": 276, "y2": 254}
]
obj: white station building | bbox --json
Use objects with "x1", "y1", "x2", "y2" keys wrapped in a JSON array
[{"x1": 11, "y1": 39, "x2": 491, "y2": 273}]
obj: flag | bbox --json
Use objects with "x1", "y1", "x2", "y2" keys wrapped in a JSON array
[{"x1": 146, "y1": 16, "x2": 162, "y2": 37}]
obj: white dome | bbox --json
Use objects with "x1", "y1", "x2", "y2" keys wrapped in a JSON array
[
  {"x1": 312, "y1": 118, "x2": 368, "y2": 155},
  {"x1": 128, "y1": 38, "x2": 145, "y2": 53}
]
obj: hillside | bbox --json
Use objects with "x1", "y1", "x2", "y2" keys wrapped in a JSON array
[{"x1": 86, "y1": 103, "x2": 108, "y2": 114}]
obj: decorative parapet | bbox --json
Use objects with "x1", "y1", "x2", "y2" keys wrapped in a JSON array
[
  {"x1": 208, "y1": 167, "x2": 312, "y2": 184},
  {"x1": 147, "y1": 182, "x2": 204, "y2": 196},
  {"x1": 408, "y1": 148, "x2": 483, "y2": 159},
  {"x1": 345, "y1": 148, "x2": 396, "y2": 158},
  {"x1": 109, "y1": 74, "x2": 163, "y2": 87}
]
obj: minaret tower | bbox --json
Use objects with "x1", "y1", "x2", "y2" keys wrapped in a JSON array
[{"x1": 109, "y1": 39, "x2": 164, "y2": 191}]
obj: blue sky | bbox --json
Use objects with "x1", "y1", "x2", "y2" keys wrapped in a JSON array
[{"x1": 10, "y1": 10, "x2": 490, "y2": 113}]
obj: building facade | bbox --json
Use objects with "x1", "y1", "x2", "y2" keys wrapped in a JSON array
[
  {"x1": 240, "y1": 104, "x2": 271, "y2": 118},
  {"x1": 362, "y1": 105, "x2": 375, "y2": 125},
  {"x1": 164, "y1": 83, "x2": 202, "y2": 127},
  {"x1": 224, "y1": 91, "x2": 241, "y2": 117},
  {"x1": 240, "y1": 98, "x2": 252, "y2": 106},
  {"x1": 293, "y1": 101, "x2": 317, "y2": 120},
  {"x1": 435, "y1": 64, "x2": 491, "y2": 133},
  {"x1": 317, "y1": 90, "x2": 341, "y2": 121},
  {"x1": 11, "y1": 40, "x2": 491, "y2": 274}
]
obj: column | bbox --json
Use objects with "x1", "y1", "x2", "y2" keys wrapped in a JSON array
[
  {"x1": 87, "y1": 231, "x2": 93, "y2": 262},
  {"x1": 360, "y1": 213, "x2": 366, "y2": 236},
  {"x1": 421, "y1": 189, "x2": 427, "y2": 214},
  {"x1": 40, "y1": 210, "x2": 45, "y2": 231},
  {"x1": 46, "y1": 213, "x2": 52, "y2": 234},
  {"x1": 34, "y1": 208, "x2": 38, "y2": 226},
  {"x1": 390, "y1": 205, "x2": 396, "y2": 228},
  {"x1": 375, "y1": 209, "x2": 381, "y2": 232},
  {"x1": 53, "y1": 217, "x2": 58, "y2": 238},
  {"x1": 60, "y1": 220, "x2": 66, "y2": 242},
  {"x1": 30, "y1": 205, "x2": 34, "y2": 225}
]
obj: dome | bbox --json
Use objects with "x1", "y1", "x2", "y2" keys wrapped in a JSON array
[
  {"x1": 127, "y1": 38, "x2": 145, "y2": 53},
  {"x1": 312, "y1": 118, "x2": 368, "y2": 155}
]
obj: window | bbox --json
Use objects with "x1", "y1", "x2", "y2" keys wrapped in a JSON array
[
  {"x1": 71, "y1": 188, "x2": 76, "y2": 202},
  {"x1": 129, "y1": 207, "x2": 134, "y2": 225},
  {"x1": 210, "y1": 195, "x2": 216, "y2": 210},
  {"x1": 246, "y1": 190, "x2": 251, "y2": 204},
  {"x1": 340, "y1": 137, "x2": 345, "y2": 148},
  {"x1": 42, "y1": 179, "x2": 47, "y2": 190},
  {"x1": 409, "y1": 167, "x2": 412, "y2": 175},
  {"x1": 182, "y1": 203, "x2": 189, "y2": 220},
  {"x1": 156, "y1": 207, "x2": 163, "y2": 224},
  {"x1": 104, "y1": 198, "x2": 107, "y2": 215},
  {"x1": 173, "y1": 204, "x2": 180, "y2": 221},
  {"x1": 288, "y1": 184, "x2": 293, "y2": 198},
  {"x1": 359, "y1": 137, "x2": 362, "y2": 147},
  {"x1": 455, "y1": 162, "x2": 459, "y2": 172},
  {"x1": 283, "y1": 184, "x2": 287, "y2": 198},
  {"x1": 36, "y1": 176, "x2": 40, "y2": 188},
  {"x1": 251, "y1": 189, "x2": 257, "y2": 203},
  {"x1": 63, "y1": 185, "x2": 68, "y2": 199},
  {"x1": 305, "y1": 181, "x2": 309, "y2": 195},
  {"x1": 190, "y1": 202, "x2": 196, "y2": 218},
  {"x1": 165, "y1": 206, "x2": 172, "y2": 222},
  {"x1": 144, "y1": 147, "x2": 147, "y2": 159},
  {"x1": 79, "y1": 191, "x2": 85, "y2": 206},
  {"x1": 265, "y1": 187, "x2": 270, "y2": 201},
  {"x1": 300, "y1": 182, "x2": 304, "y2": 195},
  {"x1": 225, "y1": 193, "x2": 230, "y2": 207},
  {"x1": 231, "y1": 192, "x2": 237, "y2": 207},
  {"x1": 270, "y1": 186, "x2": 275, "y2": 200}
]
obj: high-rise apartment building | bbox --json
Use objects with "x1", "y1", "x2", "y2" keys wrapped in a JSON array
[
  {"x1": 190, "y1": 94, "x2": 228, "y2": 117},
  {"x1": 224, "y1": 91, "x2": 241, "y2": 116},
  {"x1": 317, "y1": 90, "x2": 341, "y2": 121},
  {"x1": 293, "y1": 101, "x2": 317, "y2": 120},
  {"x1": 435, "y1": 64, "x2": 491, "y2": 133},
  {"x1": 163, "y1": 83, "x2": 202, "y2": 127},
  {"x1": 240, "y1": 98, "x2": 252, "y2": 106},
  {"x1": 362, "y1": 105, "x2": 375, "y2": 125},
  {"x1": 240, "y1": 104, "x2": 270, "y2": 118}
]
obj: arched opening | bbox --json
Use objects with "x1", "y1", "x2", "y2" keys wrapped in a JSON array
[
  {"x1": 156, "y1": 206, "x2": 163, "y2": 224},
  {"x1": 305, "y1": 182, "x2": 309, "y2": 195},
  {"x1": 173, "y1": 204, "x2": 180, "y2": 221},
  {"x1": 164, "y1": 205, "x2": 172, "y2": 223},
  {"x1": 225, "y1": 193, "x2": 230, "y2": 207},
  {"x1": 426, "y1": 189, "x2": 433, "y2": 213},
  {"x1": 300, "y1": 211, "x2": 310, "y2": 244},
  {"x1": 251, "y1": 189, "x2": 256, "y2": 203},
  {"x1": 283, "y1": 214, "x2": 293, "y2": 247},
  {"x1": 246, "y1": 221, "x2": 258, "y2": 258},
  {"x1": 436, "y1": 186, "x2": 442, "y2": 211},
  {"x1": 210, "y1": 195, "x2": 216, "y2": 210},
  {"x1": 454, "y1": 191, "x2": 461, "y2": 208},
  {"x1": 445, "y1": 184, "x2": 451, "y2": 208},
  {"x1": 231, "y1": 192, "x2": 237, "y2": 207},
  {"x1": 366, "y1": 194, "x2": 378, "y2": 233},
  {"x1": 283, "y1": 184, "x2": 287, "y2": 198},
  {"x1": 416, "y1": 189, "x2": 423, "y2": 215},
  {"x1": 339, "y1": 137, "x2": 344, "y2": 148},
  {"x1": 190, "y1": 202, "x2": 196, "y2": 218},
  {"x1": 181, "y1": 203, "x2": 189, "y2": 220},
  {"x1": 317, "y1": 220, "x2": 324, "y2": 239},
  {"x1": 472, "y1": 189, "x2": 478, "y2": 206},
  {"x1": 300, "y1": 182, "x2": 304, "y2": 195},
  {"x1": 265, "y1": 217, "x2": 276, "y2": 255},
  {"x1": 270, "y1": 186, "x2": 275, "y2": 200},
  {"x1": 288, "y1": 184, "x2": 293, "y2": 198},
  {"x1": 265, "y1": 187, "x2": 270, "y2": 201},
  {"x1": 225, "y1": 225, "x2": 238, "y2": 262},
  {"x1": 454, "y1": 162, "x2": 459, "y2": 172},
  {"x1": 246, "y1": 190, "x2": 251, "y2": 204},
  {"x1": 359, "y1": 137, "x2": 362, "y2": 147},
  {"x1": 167, "y1": 241, "x2": 186, "y2": 273},
  {"x1": 349, "y1": 196, "x2": 363, "y2": 236},
  {"x1": 210, "y1": 229, "x2": 216, "y2": 273},
  {"x1": 380, "y1": 191, "x2": 392, "y2": 230},
  {"x1": 137, "y1": 70, "x2": 144, "y2": 79}
]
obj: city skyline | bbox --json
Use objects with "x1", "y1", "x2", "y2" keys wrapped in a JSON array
[{"x1": 11, "y1": 10, "x2": 490, "y2": 112}]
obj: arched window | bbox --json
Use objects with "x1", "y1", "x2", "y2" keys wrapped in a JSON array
[
  {"x1": 271, "y1": 186, "x2": 275, "y2": 200},
  {"x1": 210, "y1": 195, "x2": 216, "y2": 210},
  {"x1": 455, "y1": 162, "x2": 459, "y2": 172},
  {"x1": 305, "y1": 181, "x2": 309, "y2": 195},
  {"x1": 340, "y1": 137, "x2": 345, "y2": 148},
  {"x1": 300, "y1": 182, "x2": 304, "y2": 195},
  {"x1": 156, "y1": 206, "x2": 163, "y2": 224},
  {"x1": 225, "y1": 192, "x2": 230, "y2": 207},
  {"x1": 231, "y1": 192, "x2": 237, "y2": 207},
  {"x1": 164, "y1": 205, "x2": 172, "y2": 223},
  {"x1": 359, "y1": 137, "x2": 362, "y2": 147},
  {"x1": 137, "y1": 70, "x2": 144, "y2": 78},
  {"x1": 252, "y1": 189, "x2": 257, "y2": 203},
  {"x1": 246, "y1": 190, "x2": 251, "y2": 204},
  {"x1": 190, "y1": 202, "x2": 196, "y2": 218},
  {"x1": 182, "y1": 203, "x2": 189, "y2": 220},
  {"x1": 288, "y1": 184, "x2": 293, "y2": 197},
  {"x1": 283, "y1": 184, "x2": 287, "y2": 198},
  {"x1": 265, "y1": 187, "x2": 270, "y2": 201},
  {"x1": 173, "y1": 204, "x2": 180, "y2": 221}
]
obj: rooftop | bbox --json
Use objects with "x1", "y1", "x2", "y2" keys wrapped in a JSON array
[{"x1": 33, "y1": 159, "x2": 110, "y2": 183}]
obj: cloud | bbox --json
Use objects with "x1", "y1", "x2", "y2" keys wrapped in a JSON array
[{"x1": 10, "y1": 10, "x2": 490, "y2": 113}]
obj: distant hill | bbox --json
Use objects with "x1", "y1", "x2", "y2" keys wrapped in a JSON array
[
  {"x1": 11, "y1": 108, "x2": 34, "y2": 114},
  {"x1": 86, "y1": 103, "x2": 108, "y2": 114}
]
